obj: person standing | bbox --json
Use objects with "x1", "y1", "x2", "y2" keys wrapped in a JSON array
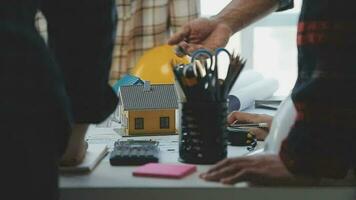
[
  {"x1": 0, "y1": 0, "x2": 118, "y2": 199},
  {"x1": 169, "y1": 0, "x2": 356, "y2": 185}
]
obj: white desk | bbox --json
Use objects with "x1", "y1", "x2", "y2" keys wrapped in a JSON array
[{"x1": 60, "y1": 107, "x2": 356, "y2": 200}]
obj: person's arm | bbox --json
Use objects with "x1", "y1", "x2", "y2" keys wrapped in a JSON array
[
  {"x1": 169, "y1": 0, "x2": 293, "y2": 54},
  {"x1": 59, "y1": 124, "x2": 89, "y2": 166},
  {"x1": 228, "y1": 111, "x2": 273, "y2": 140},
  {"x1": 41, "y1": 0, "x2": 119, "y2": 166},
  {"x1": 212, "y1": 0, "x2": 279, "y2": 34}
]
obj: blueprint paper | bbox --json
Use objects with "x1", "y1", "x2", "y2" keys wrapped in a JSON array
[{"x1": 228, "y1": 78, "x2": 279, "y2": 112}]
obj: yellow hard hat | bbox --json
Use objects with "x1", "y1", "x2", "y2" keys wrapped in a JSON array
[{"x1": 130, "y1": 44, "x2": 190, "y2": 84}]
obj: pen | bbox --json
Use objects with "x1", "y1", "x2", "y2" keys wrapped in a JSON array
[{"x1": 230, "y1": 122, "x2": 269, "y2": 128}]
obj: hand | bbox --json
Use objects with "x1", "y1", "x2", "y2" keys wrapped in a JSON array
[
  {"x1": 60, "y1": 124, "x2": 89, "y2": 166},
  {"x1": 228, "y1": 111, "x2": 273, "y2": 140},
  {"x1": 168, "y1": 18, "x2": 232, "y2": 55},
  {"x1": 200, "y1": 154, "x2": 317, "y2": 186}
]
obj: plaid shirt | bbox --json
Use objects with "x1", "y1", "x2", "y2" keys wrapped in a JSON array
[
  {"x1": 111, "y1": 0, "x2": 200, "y2": 82},
  {"x1": 278, "y1": 0, "x2": 356, "y2": 179},
  {"x1": 35, "y1": 0, "x2": 200, "y2": 83}
]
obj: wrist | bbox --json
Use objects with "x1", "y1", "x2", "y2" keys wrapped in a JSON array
[
  {"x1": 211, "y1": 0, "x2": 279, "y2": 34},
  {"x1": 210, "y1": 15, "x2": 234, "y2": 35}
]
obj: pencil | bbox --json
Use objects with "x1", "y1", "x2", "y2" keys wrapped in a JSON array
[{"x1": 230, "y1": 122, "x2": 269, "y2": 128}]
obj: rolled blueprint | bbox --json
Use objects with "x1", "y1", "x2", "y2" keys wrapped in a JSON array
[
  {"x1": 229, "y1": 70, "x2": 264, "y2": 92},
  {"x1": 228, "y1": 78, "x2": 279, "y2": 112}
]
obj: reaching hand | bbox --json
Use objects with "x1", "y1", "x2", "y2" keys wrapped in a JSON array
[
  {"x1": 228, "y1": 111, "x2": 273, "y2": 140},
  {"x1": 168, "y1": 18, "x2": 232, "y2": 55}
]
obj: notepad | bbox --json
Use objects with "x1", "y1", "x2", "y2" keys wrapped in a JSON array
[
  {"x1": 59, "y1": 144, "x2": 108, "y2": 173},
  {"x1": 132, "y1": 163, "x2": 197, "y2": 179}
]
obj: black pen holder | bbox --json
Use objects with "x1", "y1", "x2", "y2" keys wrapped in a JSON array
[{"x1": 179, "y1": 101, "x2": 228, "y2": 164}]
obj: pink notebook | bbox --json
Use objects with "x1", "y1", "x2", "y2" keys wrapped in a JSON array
[{"x1": 132, "y1": 163, "x2": 197, "y2": 179}]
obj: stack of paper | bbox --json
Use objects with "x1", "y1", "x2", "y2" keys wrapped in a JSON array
[{"x1": 227, "y1": 70, "x2": 279, "y2": 112}]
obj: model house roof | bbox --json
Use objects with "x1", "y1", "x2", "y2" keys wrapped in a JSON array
[
  {"x1": 119, "y1": 83, "x2": 179, "y2": 110},
  {"x1": 112, "y1": 74, "x2": 144, "y2": 93}
]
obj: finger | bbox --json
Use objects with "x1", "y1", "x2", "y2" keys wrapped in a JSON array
[
  {"x1": 177, "y1": 41, "x2": 214, "y2": 55},
  {"x1": 220, "y1": 168, "x2": 262, "y2": 185},
  {"x1": 186, "y1": 44, "x2": 205, "y2": 54},
  {"x1": 168, "y1": 25, "x2": 191, "y2": 45},
  {"x1": 205, "y1": 157, "x2": 251, "y2": 175},
  {"x1": 199, "y1": 172, "x2": 207, "y2": 179},
  {"x1": 203, "y1": 164, "x2": 241, "y2": 181},
  {"x1": 248, "y1": 128, "x2": 268, "y2": 141},
  {"x1": 227, "y1": 112, "x2": 273, "y2": 128},
  {"x1": 177, "y1": 41, "x2": 190, "y2": 54},
  {"x1": 205, "y1": 158, "x2": 233, "y2": 174},
  {"x1": 227, "y1": 112, "x2": 258, "y2": 124}
]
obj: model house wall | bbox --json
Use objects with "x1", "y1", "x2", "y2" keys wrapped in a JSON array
[{"x1": 125, "y1": 109, "x2": 176, "y2": 135}]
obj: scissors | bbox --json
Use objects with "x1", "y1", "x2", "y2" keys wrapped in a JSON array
[
  {"x1": 190, "y1": 48, "x2": 232, "y2": 101},
  {"x1": 191, "y1": 48, "x2": 231, "y2": 75}
]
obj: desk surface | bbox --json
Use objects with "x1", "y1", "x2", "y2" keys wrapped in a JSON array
[
  {"x1": 59, "y1": 107, "x2": 356, "y2": 200},
  {"x1": 60, "y1": 133, "x2": 255, "y2": 188}
]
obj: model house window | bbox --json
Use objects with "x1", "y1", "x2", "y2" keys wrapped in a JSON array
[
  {"x1": 160, "y1": 117, "x2": 170, "y2": 129},
  {"x1": 135, "y1": 118, "x2": 144, "y2": 129}
]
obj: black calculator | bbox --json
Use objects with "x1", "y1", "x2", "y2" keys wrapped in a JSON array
[
  {"x1": 109, "y1": 140, "x2": 159, "y2": 166},
  {"x1": 226, "y1": 126, "x2": 257, "y2": 151}
]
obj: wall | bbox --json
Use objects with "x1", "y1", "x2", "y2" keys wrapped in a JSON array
[{"x1": 127, "y1": 109, "x2": 176, "y2": 135}]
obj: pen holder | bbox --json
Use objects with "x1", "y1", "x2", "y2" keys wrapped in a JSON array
[{"x1": 179, "y1": 101, "x2": 228, "y2": 164}]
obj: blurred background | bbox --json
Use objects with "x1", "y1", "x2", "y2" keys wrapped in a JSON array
[{"x1": 35, "y1": 0, "x2": 302, "y2": 96}]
